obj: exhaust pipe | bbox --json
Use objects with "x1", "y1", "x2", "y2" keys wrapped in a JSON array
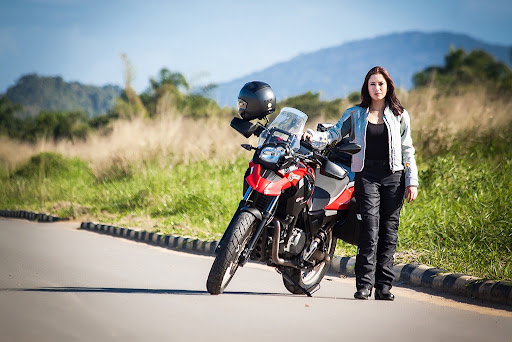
[
  {"x1": 271, "y1": 219, "x2": 331, "y2": 267},
  {"x1": 271, "y1": 219, "x2": 296, "y2": 267}
]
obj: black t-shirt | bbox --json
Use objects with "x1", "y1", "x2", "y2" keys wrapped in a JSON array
[{"x1": 365, "y1": 122, "x2": 388, "y2": 161}]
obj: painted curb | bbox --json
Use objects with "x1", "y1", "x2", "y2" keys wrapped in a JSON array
[
  {"x1": 331, "y1": 256, "x2": 512, "y2": 306},
  {"x1": 79, "y1": 221, "x2": 219, "y2": 255},
  {"x1": 0, "y1": 209, "x2": 60, "y2": 223}
]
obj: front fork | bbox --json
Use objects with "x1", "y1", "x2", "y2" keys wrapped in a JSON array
[
  {"x1": 215, "y1": 186, "x2": 279, "y2": 266},
  {"x1": 238, "y1": 189, "x2": 279, "y2": 266},
  {"x1": 215, "y1": 187, "x2": 253, "y2": 254}
]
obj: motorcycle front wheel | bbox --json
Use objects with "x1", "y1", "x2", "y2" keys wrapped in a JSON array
[
  {"x1": 206, "y1": 211, "x2": 257, "y2": 295},
  {"x1": 282, "y1": 230, "x2": 336, "y2": 295}
]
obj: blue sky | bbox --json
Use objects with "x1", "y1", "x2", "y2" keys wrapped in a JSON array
[{"x1": 1, "y1": 0, "x2": 511, "y2": 93}]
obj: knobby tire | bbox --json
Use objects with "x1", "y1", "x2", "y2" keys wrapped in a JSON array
[
  {"x1": 206, "y1": 211, "x2": 257, "y2": 295},
  {"x1": 282, "y1": 231, "x2": 336, "y2": 295}
]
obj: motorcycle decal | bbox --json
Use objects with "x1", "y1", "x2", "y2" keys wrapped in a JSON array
[
  {"x1": 279, "y1": 165, "x2": 298, "y2": 176},
  {"x1": 288, "y1": 173, "x2": 301, "y2": 182}
]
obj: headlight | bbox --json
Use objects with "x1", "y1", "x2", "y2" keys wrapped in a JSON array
[{"x1": 260, "y1": 146, "x2": 284, "y2": 164}]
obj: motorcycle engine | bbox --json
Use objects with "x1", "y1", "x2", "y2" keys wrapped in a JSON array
[{"x1": 282, "y1": 227, "x2": 306, "y2": 255}]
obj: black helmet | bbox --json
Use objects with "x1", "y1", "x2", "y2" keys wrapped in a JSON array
[{"x1": 237, "y1": 81, "x2": 276, "y2": 120}]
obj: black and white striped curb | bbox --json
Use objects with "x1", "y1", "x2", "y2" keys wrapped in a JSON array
[
  {"x1": 331, "y1": 256, "x2": 512, "y2": 306},
  {"x1": 0, "y1": 209, "x2": 60, "y2": 222},
  {"x1": 79, "y1": 221, "x2": 219, "y2": 255}
]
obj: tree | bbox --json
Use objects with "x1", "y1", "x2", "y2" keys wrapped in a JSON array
[
  {"x1": 21, "y1": 110, "x2": 90, "y2": 143},
  {"x1": 141, "y1": 68, "x2": 226, "y2": 118},
  {"x1": 413, "y1": 48, "x2": 512, "y2": 95},
  {"x1": 277, "y1": 92, "x2": 342, "y2": 119},
  {"x1": 150, "y1": 68, "x2": 189, "y2": 92},
  {"x1": 346, "y1": 91, "x2": 361, "y2": 105},
  {"x1": 143, "y1": 68, "x2": 187, "y2": 117},
  {"x1": 112, "y1": 54, "x2": 148, "y2": 119},
  {"x1": 0, "y1": 96, "x2": 23, "y2": 139}
]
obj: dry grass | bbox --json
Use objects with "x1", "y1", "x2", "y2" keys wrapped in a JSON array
[
  {"x1": 1, "y1": 87, "x2": 511, "y2": 175},
  {"x1": 0, "y1": 115, "x2": 255, "y2": 177},
  {"x1": 400, "y1": 87, "x2": 512, "y2": 156}
]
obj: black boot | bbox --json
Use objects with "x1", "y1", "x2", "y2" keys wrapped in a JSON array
[
  {"x1": 375, "y1": 287, "x2": 394, "y2": 301},
  {"x1": 354, "y1": 286, "x2": 372, "y2": 300}
]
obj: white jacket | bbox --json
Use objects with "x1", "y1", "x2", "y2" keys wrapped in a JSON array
[{"x1": 311, "y1": 105, "x2": 419, "y2": 187}]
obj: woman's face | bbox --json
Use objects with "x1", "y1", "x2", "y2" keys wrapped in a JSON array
[{"x1": 368, "y1": 73, "x2": 387, "y2": 102}]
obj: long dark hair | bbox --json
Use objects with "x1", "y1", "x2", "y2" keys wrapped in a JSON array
[{"x1": 358, "y1": 66, "x2": 404, "y2": 116}]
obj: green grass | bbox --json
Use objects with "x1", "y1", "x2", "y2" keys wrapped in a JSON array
[
  {"x1": 400, "y1": 153, "x2": 511, "y2": 280},
  {"x1": 0, "y1": 152, "x2": 95, "y2": 211},
  {"x1": 336, "y1": 121, "x2": 512, "y2": 280},
  {"x1": 0, "y1": 152, "x2": 247, "y2": 240},
  {"x1": 93, "y1": 157, "x2": 247, "y2": 239},
  {"x1": 1, "y1": 122, "x2": 511, "y2": 280},
  {"x1": 400, "y1": 125, "x2": 512, "y2": 280}
]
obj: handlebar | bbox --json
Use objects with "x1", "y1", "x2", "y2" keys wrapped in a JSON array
[
  {"x1": 299, "y1": 139, "x2": 314, "y2": 151},
  {"x1": 298, "y1": 139, "x2": 326, "y2": 166}
]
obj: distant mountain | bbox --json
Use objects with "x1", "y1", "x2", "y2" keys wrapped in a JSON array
[
  {"x1": 4, "y1": 74, "x2": 122, "y2": 117},
  {"x1": 212, "y1": 31, "x2": 512, "y2": 107}
]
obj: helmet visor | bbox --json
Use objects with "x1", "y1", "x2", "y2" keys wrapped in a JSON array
[{"x1": 237, "y1": 98, "x2": 247, "y2": 116}]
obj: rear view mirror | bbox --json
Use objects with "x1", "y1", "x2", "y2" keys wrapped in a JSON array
[{"x1": 230, "y1": 117, "x2": 259, "y2": 138}]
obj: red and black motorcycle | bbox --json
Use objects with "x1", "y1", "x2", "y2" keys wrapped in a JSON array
[{"x1": 206, "y1": 101, "x2": 362, "y2": 296}]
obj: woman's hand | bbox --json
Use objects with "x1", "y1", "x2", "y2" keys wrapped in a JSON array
[
  {"x1": 302, "y1": 130, "x2": 314, "y2": 141},
  {"x1": 405, "y1": 186, "x2": 418, "y2": 203}
]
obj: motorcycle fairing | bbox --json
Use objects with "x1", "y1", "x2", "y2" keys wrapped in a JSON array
[
  {"x1": 246, "y1": 163, "x2": 309, "y2": 196},
  {"x1": 309, "y1": 169, "x2": 350, "y2": 212},
  {"x1": 324, "y1": 185, "x2": 354, "y2": 211}
]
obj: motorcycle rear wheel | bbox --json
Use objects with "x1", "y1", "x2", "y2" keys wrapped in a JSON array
[
  {"x1": 282, "y1": 231, "x2": 336, "y2": 295},
  {"x1": 206, "y1": 211, "x2": 257, "y2": 295}
]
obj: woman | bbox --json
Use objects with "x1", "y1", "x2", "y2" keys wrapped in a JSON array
[{"x1": 305, "y1": 66, "x2": 418, "y2": 300}]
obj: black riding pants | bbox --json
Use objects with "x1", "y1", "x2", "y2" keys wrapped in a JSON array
[{"x1": 354, "y1": 163, "x2": 405, "y2": 290}]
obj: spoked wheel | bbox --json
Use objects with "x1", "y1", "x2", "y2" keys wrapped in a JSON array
[
  {"x1": 206, "y1": 211, "x2": 257, "y2": 295},
  {"x1": 282, "y1": 230, "x2": 336, "y2": 295}
]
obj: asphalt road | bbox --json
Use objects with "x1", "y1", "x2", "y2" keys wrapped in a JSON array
[{"x1": 1, "y1": 218, "x2": 511, "y2": 342}]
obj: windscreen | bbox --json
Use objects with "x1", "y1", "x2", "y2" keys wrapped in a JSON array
[{"x1": 258, "y1": 107, "x2": 308, "y2": 151}]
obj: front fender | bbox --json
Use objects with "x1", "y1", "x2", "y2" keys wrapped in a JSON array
[
  {"x1": 239, "y1": 206, "x2": 263, "y2": 221},
  {"x1": 216, "y1": 206, "x2": 261, "y2": 254}
]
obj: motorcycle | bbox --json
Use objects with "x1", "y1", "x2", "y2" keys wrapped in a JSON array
[{"x1": 206, "y1": 106, "x2": 361, "y2": 296}]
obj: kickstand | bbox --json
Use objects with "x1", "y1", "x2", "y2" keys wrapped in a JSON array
[{"x1": 278, "y1": 267, "x2": 312, "y2": 297}]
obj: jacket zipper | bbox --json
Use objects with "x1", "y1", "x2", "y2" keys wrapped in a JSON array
[
  {"x1": 383, "y1": 111, "x2": 394, "y2": 172},
  {"x1": 362, "y1": 111, "x2": 369, "y2": 170}
]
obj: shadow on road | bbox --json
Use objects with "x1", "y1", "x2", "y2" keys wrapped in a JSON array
[
  {"x1": 0, "y1": 286, "x2": 354, "y2": 300},
  {"x1": 2, "y1": 287, "x2": 211, "y2": 295}
]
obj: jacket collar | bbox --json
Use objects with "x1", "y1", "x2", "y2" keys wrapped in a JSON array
[
  {"x1": 383, "y1": 104, "x2": 394, "y2": 121},
  {"x1": 362, "y1": 103, "x2": 393, "y2": 120}
]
